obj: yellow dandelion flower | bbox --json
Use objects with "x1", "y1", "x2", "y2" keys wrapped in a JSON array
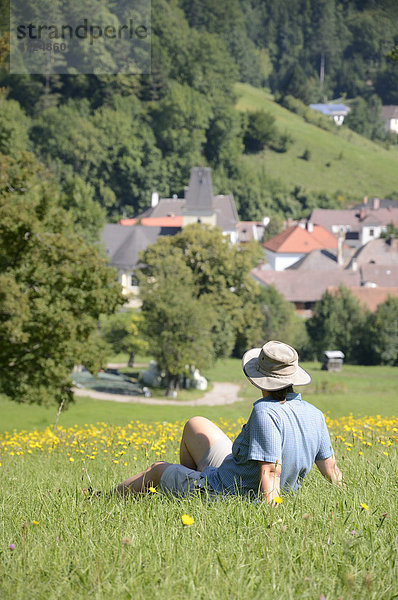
[
  {"x1": 360, "y1": 503, "x2": 369, "y2": 511},
  {"x1": 32, "y1": 520, "x2": 39, "y2": 526},
  {"x1": 69, "y1": 457, "x2": 74, "y2": 462},
  {"x1": 383, "y1": 452, "x2": 388, "y2": 456},
  {"x1": 181, "y1": 514, "x2": 194, "y2": 526},
  {"x1": 113, "y1": 460, "x2": 119, "y2": 464},
  {"x1": 148, "y1": 487, "x2": 157, "y2": 493},
  {"x1": 273, "y1": 496, "x2": 283, "y2": 504}
]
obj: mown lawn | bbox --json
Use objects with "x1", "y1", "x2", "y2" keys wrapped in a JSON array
[
  {"x1": 1, "y1": 363, "x2": 397, "y2": 599},
  {"x1": 235, "y1": 82, "x2": 398, "y2": 200}
]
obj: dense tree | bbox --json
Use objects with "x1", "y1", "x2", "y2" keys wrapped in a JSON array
[
  {"x1": 138, "y1": 255, "x2": 216, "y2": 395},
  {"x1": 0, "y1": 93, "x2": 30, "y2": 157},
  {"x1": 259, "y1": 285, "x2": 308, "y2": 353},
  {"x1": 137, "y1": 224, "x2": 263, "y2": 361},
  {"x1": 60, "y1": 174, "x2": 106, "y2": 244},
  {"x1": 100, "y1": 309, "x2": 148, "y2": 367},
  {"x1": 345, "y1": 95, "x2": 385, "y2": 140},
  {"x1": 363, "y1": 296, "x2": 398, "y2": 366},
  {"x1": 306, "y1": 285, "x2": 367, "y2": 362},
  {"x1": 243, "y1": 111, "x2": 277, "y2": 153},
  {"x1": 0, "y1": 152, "x2": 124, "y2": 405}
]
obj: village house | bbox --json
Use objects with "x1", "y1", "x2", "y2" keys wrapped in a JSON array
[
  {"x1": 101, "y1": 167, "x2": 240, "y2": 299},
  {"x1": 262, "y1": 222, "x2": 341, "y2": 271},
  {"x1": 253, "y1": 235, "x2": 398, "y2": 316},
  {"x1": 310, "y1": 198, "x2": 398, "y2": 247},
  {"x1": 123, "y1": 167, "x2": 239, "y2": 241},
  {"x1": 309, "y1": 103, "x2": 350, "y2": 125},
  {"x1": 381, "y1": 105, "x2": 398, "y2": 133}
]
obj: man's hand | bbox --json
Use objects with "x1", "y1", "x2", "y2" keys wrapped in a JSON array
[
  {"x1": 259, "y1": 460, "x2": 282, "y2": 504},
  {"x1": 315, "y1": 455, "x2": 342, "y2": 486}
]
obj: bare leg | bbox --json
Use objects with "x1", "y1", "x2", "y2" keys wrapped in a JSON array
[
  {"x1": 179, "y1": 416, "x2": 230, "y2": 471},
  {"x1": 113, "y1": 461, "x2": 171, "y2": 497}
]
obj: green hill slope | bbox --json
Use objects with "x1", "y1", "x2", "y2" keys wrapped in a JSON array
[{"x1": 235, "y1": 83, "x2": 398, "y2": 200}]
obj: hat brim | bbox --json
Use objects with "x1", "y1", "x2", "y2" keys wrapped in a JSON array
[{"x1": 242, "y1": 347, "x2": 312, "y2": 391}]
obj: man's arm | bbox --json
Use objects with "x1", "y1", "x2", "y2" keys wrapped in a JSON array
[
  {"x1": 315, "y1": 455, "x2": 342, "y2": 485},
  {"x1": 259, "y1": 461, "x2": 282, "y2": 503}
]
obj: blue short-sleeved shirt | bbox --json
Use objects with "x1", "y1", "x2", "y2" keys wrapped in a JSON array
[{"x1": 202, "y1": 393, "x2": 333, "y2": 495}]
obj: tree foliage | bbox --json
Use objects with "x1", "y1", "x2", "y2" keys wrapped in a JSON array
[
  {"x1": 259, "y1": 285, "x2": 308, "y2": 353},
  {"x1": 136, "y1": 225, "x2": 263, "y2": 387},
  {"x1": 0, "y1": 153, "x2": 124, "y2": 405},
  {"x1": 243, "y1": 111, "x2": 277, "y2": 153},
  {"x1": 306, "y1": 285, "x2": 367, "y2": 363},
  {"x1": 363, "y1": 296, "x2": 398, "y2": 366},
  {"x1": 138, "y1": 254, "x2": 216, "y2": 394},
  {"x1": 100, "y1": 310, "x2": 148, "y2": 367}
]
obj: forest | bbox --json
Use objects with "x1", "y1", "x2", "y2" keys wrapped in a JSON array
[{"x1": 0, "y1": 0, "x2": 398, "y2": 229}]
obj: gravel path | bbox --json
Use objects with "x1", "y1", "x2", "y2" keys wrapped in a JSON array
[{"x1": 73, "y1": 382, "x2": 242, "y2": 406}]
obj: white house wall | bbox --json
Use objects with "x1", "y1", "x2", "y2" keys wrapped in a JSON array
[
  {"x1": 265, "y1": 249, "x2": 305, "y2": 271},
  {"x1": 360, "y1": 225, "x2": 385, "y2": 245}
]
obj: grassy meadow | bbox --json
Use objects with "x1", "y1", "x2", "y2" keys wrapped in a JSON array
[
  {"x1": 235, "y1": 82, "x2": 398, "y2": 200},
  {"x1": 1, "y1": 361, "x2": 398, "y2": 599}
]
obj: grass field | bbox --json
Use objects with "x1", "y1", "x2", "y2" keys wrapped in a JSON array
[
  {"x1": 235, "y1": 83, "x2": 398, "y2": 200},
  {"x1": 1, "y1": 362, "x2": 398, "y2": 599}
]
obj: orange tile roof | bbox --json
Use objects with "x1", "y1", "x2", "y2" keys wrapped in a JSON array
[
  {"x1": 263, "y1": 224, "x2": 338, "y2": 254},
  {"x1": 119, "y1": 218, "x2": 137, "y2": 225},
  {"x1": 118, "y1": 216, "x2": 183, "y2": 227}
]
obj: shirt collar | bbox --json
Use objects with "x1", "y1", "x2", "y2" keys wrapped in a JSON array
[{"x1": 254, "y1": 392, "x2": 302, "y2": 405}]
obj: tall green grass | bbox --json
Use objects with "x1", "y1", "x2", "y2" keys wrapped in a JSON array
[
  {"x1": 235, "y1": 82, "x2": 398, "y2": 200},
  {"x1": 1, "y1": 423, "x2": 397, "y2": 599}
]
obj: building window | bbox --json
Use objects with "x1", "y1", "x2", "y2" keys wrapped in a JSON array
[
  {"x1": 131, "y1": 274, "x2": 139, "y2": 286},
  {"x1": 369, "y1": 229, "x2": 374, "y2": 237}
]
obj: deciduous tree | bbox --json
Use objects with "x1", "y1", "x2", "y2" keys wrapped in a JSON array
[
  {"x1": 306, "y1": 285, "x2": 366, "y2": 363},
  {"x1": 0, "y1": 152, "x2": 124, "y2": 405}
]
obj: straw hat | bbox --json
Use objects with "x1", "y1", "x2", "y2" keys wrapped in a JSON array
[{"x1": 242, "y1": 340, "x2": 311, "y2": 391}]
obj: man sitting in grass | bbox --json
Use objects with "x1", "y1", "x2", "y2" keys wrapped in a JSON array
[{"x1": 113, "y1": 341, "x2": 342, "y2": 503}]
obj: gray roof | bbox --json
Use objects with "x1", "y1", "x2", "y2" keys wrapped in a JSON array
[
  {"x1": 360, "y1": 263, "x2": 398, "y2": 287},
  {"x1": 252, "y1": 267, "x2": 361, "y2": 303},
  {"x1": 134, "y1": 167, "x2": 239, "y2": 233},
  {"x1": 287, "y1": 248, "x2": 354, "y2": 271},
  {"x1": 136, "y1": 194, "x2": 238, "y2": 232},
  {"x1": 101, "y1": 224, "x2": 178, "y2": 270},
  {"x1": 354, "y1": 198, "x2": 398, "y2": 210},
  {"x1": 213, "y1": 194, "x2": 239, "y2": 232},
  {"x1": 184, "y1": 167, "x2": 214, "y2": 215},
  {"x1": 310, "y1": 207, "x2": 398, "y2": 232},
  {"x1": 139, "y1": 198, "x2": 185, "y2": 219},
  {"x1": 381, "y1": 105, "x2": 398, "y2": 120},
  {"x1": 349, "y1": 237, "x2": 398, "y2": 268}
]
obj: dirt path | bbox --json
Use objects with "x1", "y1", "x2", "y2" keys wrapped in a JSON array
[{"x1": 73, "y1": 382, "x2": 242, "y2": 406}]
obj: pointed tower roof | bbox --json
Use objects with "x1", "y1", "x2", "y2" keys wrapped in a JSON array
[{"x1": 183, "y1": 167, "x2": 214, "y2": 216}]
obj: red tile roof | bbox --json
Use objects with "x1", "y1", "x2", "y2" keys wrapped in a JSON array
[
  {"x1": 118, "y1": 216, "x2": 183, "y2": 227},
  {"x1": 263, "y1": 225, "x2": 338, "y2": 254}
]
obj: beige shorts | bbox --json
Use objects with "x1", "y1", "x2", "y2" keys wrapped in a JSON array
[
  {"x1": 197, "y1": 435, "x2": 233, "y2": 471},
  {"x1": 159, "y1": 436, "x2": 233, "y2": 497}
]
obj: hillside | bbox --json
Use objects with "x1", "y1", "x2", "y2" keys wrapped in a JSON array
[{"x1": 236, "y1": 83, "x2": 398, "y2": 202}]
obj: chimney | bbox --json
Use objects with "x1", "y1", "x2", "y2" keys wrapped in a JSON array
[
  {"x1": 151, "y1": 192, "x2": 159, "y2": 207},
  {"x1": 337, "y1": 230, "x2": 344, "y2": 266},
  {"x1": 363, "y1": 196, "x2": 368, "y2": 205},
  {"x1": 372, "y1": 197, "x2": 380, "y2": 210},
  {"x1": 359, "y1": 208, "x2": 366, "y2": 220},
  {"x1": 351, "y1": 259, "x2": 358, "y2": 272},
  {"x1": 306, "y1": 221, "x2": 314, "y2": 233},
  {"x1": 184, "y1": 186, "x2": 189, "y2": 199}
]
